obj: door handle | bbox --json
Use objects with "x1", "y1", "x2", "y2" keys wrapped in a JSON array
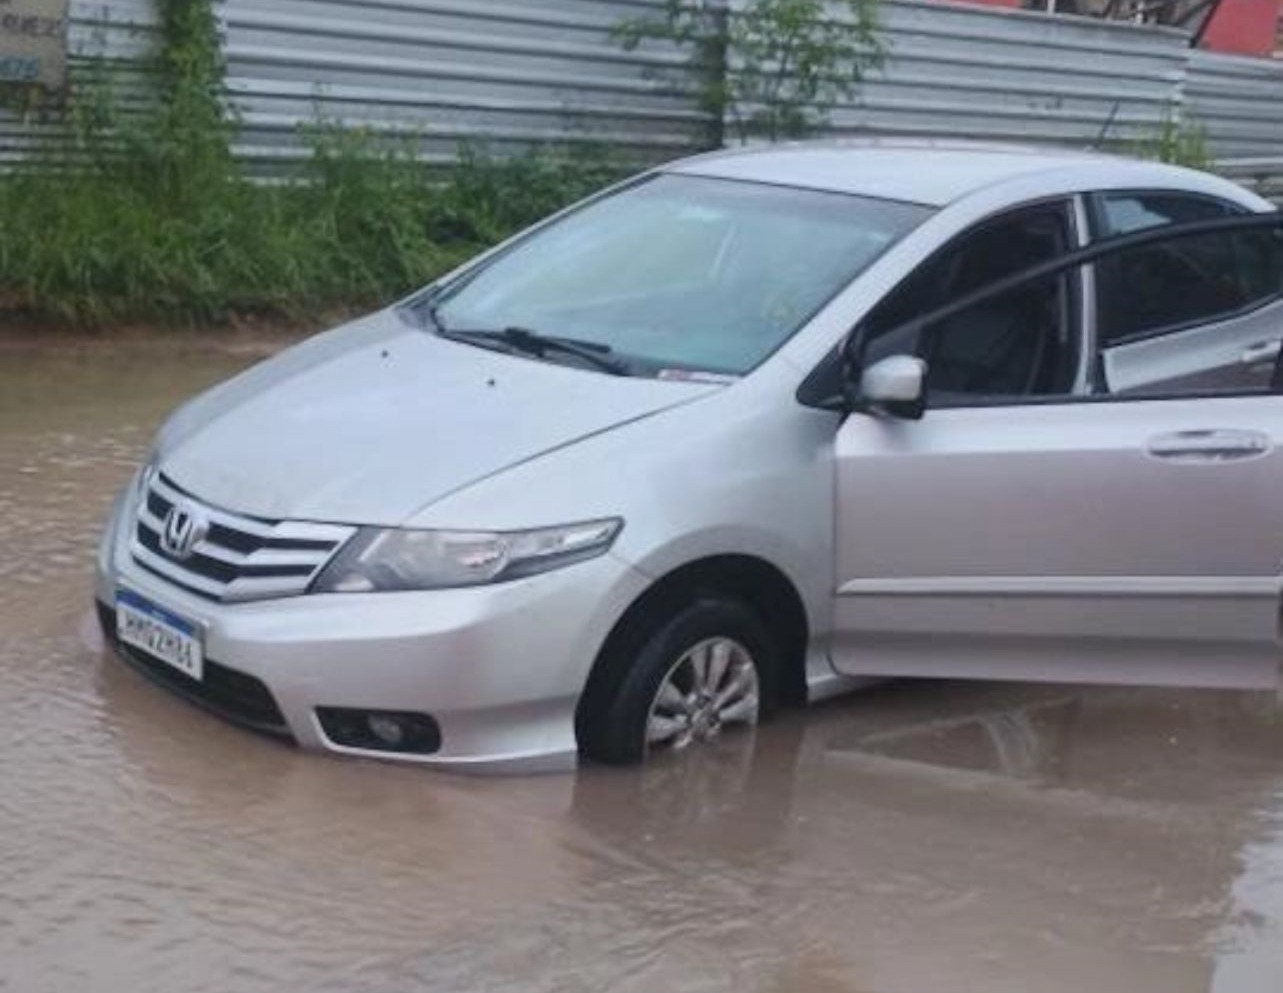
[
  {"x1": 1147, "y1": 429, "x2": 1271, "y2": 463},
  {"x1": 1240, "y1": 340, "x2": 1281, "y2": 366}
]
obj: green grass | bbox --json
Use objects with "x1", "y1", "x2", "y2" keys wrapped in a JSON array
[
  {"x1": 1, "y1": 0, "x2": 635, "y2": 330},
  {"x1": 0, "y1": 126, "x2": 631, "y2": 328},
  {"x1": 1116, "y1": 111, "x2": 1212, "y2": 172}
]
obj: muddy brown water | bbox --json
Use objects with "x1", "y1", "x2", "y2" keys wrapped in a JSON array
[{"x1": 3, "y1": 339, "x2": 1283, "y2": 993}]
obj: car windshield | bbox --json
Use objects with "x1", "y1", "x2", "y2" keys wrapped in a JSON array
[{"x1": 426, "y1": 174, "x2": 932, "y2": 376}]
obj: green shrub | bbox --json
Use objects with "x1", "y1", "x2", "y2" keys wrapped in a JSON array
[
  {"x1": 424, "y1": 142, "x2": 626, "y2": 247},
  {"x1": 0, "y1": 0, "x2": 633, "y2": 327},
  {"x1": 615, "y1": 0, "x2": 882, "y2": 146},
  {"x1": 0, "y1": 124, "x2": 630, "y2": 327},
  {"x1": 1117, "y1": 111, "x2": 1212, "y2": 171}
]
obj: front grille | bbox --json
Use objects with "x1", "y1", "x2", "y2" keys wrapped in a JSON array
[
  {"x1": 131, "y1": 472, "x2": 354, "y2": 603},
  {"x1": 97, "y1": 602, "x2": 293, "y2": 740}
]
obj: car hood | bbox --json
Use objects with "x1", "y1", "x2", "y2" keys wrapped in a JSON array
[{"x1": 156, "y1": 311, "x2": 717, "y2": 526}]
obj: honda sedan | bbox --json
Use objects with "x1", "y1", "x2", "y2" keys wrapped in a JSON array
[{"x1": 95, "y1": 140, "x2": 1283, "y2": 770}]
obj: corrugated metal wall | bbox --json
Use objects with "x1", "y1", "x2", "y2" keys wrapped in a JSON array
[
  {"x1": 835, "y1": 0, "x2": 1190, "y2": 147},
  {"x1": 5, "y1": 0, "x2": 1283, "y2": 184},
  {"x1": 1186, "y1": 48, "x2": 1283, "y2": 200},
  {"x1": 0, "y1": 0, "x2": 707, "y2": 168},
  {"x1": 1187, "y1": 49, "x2": 1283, "y2": 159},
  {"x1": 221, "y1": 0, "x2": 706, "y2": 171}
]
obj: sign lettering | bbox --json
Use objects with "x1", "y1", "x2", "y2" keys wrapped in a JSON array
[{"x1": 0, "y1": 0, "x2": 67, "y2": 89}]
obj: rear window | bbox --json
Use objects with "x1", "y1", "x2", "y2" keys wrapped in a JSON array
[{"x1": 1091, "y1": 193, "x2": 1283, "y2": 345}]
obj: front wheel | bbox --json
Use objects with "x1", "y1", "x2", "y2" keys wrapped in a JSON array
[{"x1": 580, "y1": 597, "x2": 779, "y2": 766}]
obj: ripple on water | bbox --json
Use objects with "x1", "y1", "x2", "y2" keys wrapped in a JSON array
[{"x1": 5, "y1": 340, "x2": 1283, "y2": 993}]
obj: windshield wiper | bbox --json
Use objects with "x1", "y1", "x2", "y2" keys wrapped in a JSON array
[{"x1": 436, "y1": 323, "x2": 630, "y2": 377}]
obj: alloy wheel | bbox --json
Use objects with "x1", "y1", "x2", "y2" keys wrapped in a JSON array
[{"x1": 645, "y1": 636, "x2": 760, "y2": 754}]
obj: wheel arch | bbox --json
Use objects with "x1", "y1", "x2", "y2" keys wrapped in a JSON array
[{"x1": 575, "y1": 553, "x2": 811, "y2": 750}]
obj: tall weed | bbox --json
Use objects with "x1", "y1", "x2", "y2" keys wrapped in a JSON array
[{"x1": 0, "y1": 86, "x2": 630, "y2": 326}]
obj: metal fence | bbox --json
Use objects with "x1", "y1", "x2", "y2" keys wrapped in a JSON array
[
  {"x1": 6, "y1": 0, "x2": 1283, "y2": 188},
  {"x1": 1187, "y1": 48, "x2": 1283, "y2": 160},
  {"x1": 835, "y1": 0, "x2": 1191, "y2": 147},
  {"x1": 1186, "y1": 48, "x2": 1283, "y2": 200},
  {"x1": 0, "y1": 0, "x2": 704, "y2": 168},
  {"x1": 221, "y1": 0, "x2": 705, "y2": 171}
]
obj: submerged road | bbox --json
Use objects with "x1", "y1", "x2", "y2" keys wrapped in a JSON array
[{"x1": 3, "y1": 338, "x2": 1282, "y2": 993}]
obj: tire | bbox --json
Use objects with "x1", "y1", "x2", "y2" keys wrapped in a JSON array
[{"x1": 580, "y1": 596, "x2": 779, "y2": 766}]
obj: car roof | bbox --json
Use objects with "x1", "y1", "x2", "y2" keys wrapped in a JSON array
[{"x1": 663, "y1": 138, "x2": 1217, "y2": 208}]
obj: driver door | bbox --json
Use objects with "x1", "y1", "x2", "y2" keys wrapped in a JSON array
[{"x1": 829, "y1": 202, "x2": 1283, "y2": 691}]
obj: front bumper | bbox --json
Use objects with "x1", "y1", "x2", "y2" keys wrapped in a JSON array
[{"x1": 95, "y1": 482, "x2": 649, "y2": 772}]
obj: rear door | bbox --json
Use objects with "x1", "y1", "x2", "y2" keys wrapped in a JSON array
[
  {"x1": 828, "y1": 206, "x2": 1283, "y2": 691},
  {"x1": 1091, "y1": 191, "x2": 1283, "y2": 396}
]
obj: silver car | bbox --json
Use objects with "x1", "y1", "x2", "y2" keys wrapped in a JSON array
[{"x1": 95, "y1": 140, "x2": 1283, "y2": 771}]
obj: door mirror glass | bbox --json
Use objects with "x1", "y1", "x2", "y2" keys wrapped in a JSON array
[{"x1": 858, "y1": 355, "x2": 928, "y2": 419}]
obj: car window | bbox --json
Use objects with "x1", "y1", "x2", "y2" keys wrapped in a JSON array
[
  {"x1": 1091, "y1": 193, "x2": 1276, "y2": 346},
  {"x1": 1093, "y1": 207, "x2": 1283, "y2": 399},
  {"x1": 1235, "y1": 223, "x2": 1283, "y2": 301},
  {"x1": 862, "y1": 202, "x2": 1079, "y2": 402},
  {"x1": 1094, "y1": 192, "x2": 1235, "y2": 238},
  {"x1": 1097, "y1": 233, "x2": 1283, "y2": 399}
]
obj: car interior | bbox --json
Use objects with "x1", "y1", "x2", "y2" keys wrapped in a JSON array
[
  {"x1": 861, "y1": 204, "x2": 1079, "y2": 401},
  {"x1": 1096, "y1": 233, "x2": 1244, "y2": 344}
]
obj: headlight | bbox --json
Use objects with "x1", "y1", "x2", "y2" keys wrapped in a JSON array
[{"x1": 311, "y1": 518, "x2": 623, "y2": 593}]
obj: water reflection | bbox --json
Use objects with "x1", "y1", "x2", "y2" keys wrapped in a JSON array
[
  {"x1": 1211, "y1": 786, "x2": 1283, "y2": 993},
  {"x1": 844, "y1": 694, "x2": 1082, "y2": 781},
  {"x1": 569, "y1": 725, "x2": 801, "y2": 856}
]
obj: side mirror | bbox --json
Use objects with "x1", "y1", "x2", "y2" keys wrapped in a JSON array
[{"x1": 857, "y1": 355, "x2": 928, "y2": 420}]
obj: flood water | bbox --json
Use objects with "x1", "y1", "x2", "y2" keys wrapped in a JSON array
[{"x1": 4, "y1": 337, "x2": 1283, "y2": 993}]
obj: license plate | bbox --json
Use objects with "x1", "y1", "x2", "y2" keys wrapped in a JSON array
[{"x1": 116, "y1": 588, "x2": 204, "y2": 681}]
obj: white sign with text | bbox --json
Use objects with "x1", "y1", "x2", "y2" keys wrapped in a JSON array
[{"x1": 0, "y1": 0, "x2": 68, "y2": 89}]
